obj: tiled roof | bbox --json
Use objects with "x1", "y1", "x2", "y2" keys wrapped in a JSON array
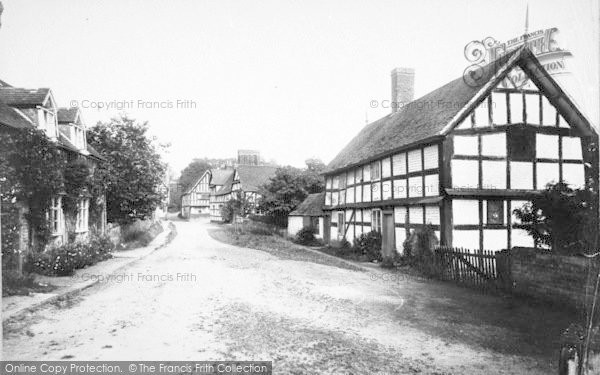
[
  {"x1": 325, "y1": 48, "x2": 522, "y2": 173},
  {"x1": 0, "y1": 87, "x2": 50, "y2": 107},
  {"x1": 289, "y1": 192, "x2": 325, "y2": 217},
  {"x1": 57, "y1": 107, "x2": 79, "y2": 123},
  {"x1": 236, "y1": 165, "x2": 277, "y2": 192}
]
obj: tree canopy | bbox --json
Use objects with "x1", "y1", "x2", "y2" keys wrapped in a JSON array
[
  {"x1": 179, "y1": 159, "x2": 212, "y2": 192},
  {"x1": 257, "y1": 159, "x2": 325, "y2": 226},
  {"x1": 87, "y1": 115, "x2": 166, "y2": 224},
  {"x1": 513, "y1": 182, "x2": 597, "y2": 255}
]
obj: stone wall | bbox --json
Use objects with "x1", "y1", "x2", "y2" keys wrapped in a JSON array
[{"x1": 497, "y1": 247, "x2": 599, "y2": 310}]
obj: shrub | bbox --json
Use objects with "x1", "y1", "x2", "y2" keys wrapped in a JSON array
[
  {"x1": 403, "y1": 225, "x2": 440, "y2": 276},
  {"x1": 403, "y1": 225, "x2": 438, "y2": 259},
  {"x1": 121, "y1": 220, "x2": 163, "y2": 246},
  {"x1": 354, "y1": 231, "x2": 382, "y2": 262},
  {"x1": 295, "y1": 226, "x2": 316, "y2": 245},
  {"x1": 26, "y1": 234, "x2": 114, "y2": 276}
]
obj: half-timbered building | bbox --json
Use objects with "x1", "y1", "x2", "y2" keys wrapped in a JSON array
[
  {"x1": 180, "y1": 170, "x2": 211, "y2": 218},
  {"x1": 209, "y1": 165, "x2": 277, "y2": 222},
  {"x1": 323, "y1": 46, "x2": 598, "y2": 257},
  {"x1": 208, "y1": 169, "x2": 235, "y2": 221}
]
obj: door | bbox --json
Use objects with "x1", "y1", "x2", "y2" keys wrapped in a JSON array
[
  {"x1": 323, "y1": 214, "x2": 331, "y2": 243},
  {"x1": 382, "y1": 210, "x2": 395, "y2": 261},
  {"x1": 337, "y1": 212, "x2": 345, "y2": 240}
]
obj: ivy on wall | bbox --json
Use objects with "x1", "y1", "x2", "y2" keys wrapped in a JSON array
[
  {"x1": 0, "y1": 128, "x2": 65, "y2": 252},
  {"x1": 0, "y1": 127, "x2": 107, "y2": 264}
]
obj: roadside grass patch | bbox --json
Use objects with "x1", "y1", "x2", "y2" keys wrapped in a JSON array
[
  {"x1": 2, "y1": 270, "x2": 56, "y2": 297},
  {"x1": 208, "y1": 226, "x2": 361, "y2": 271},
  {"x1": 119, "y1": 220, "x2": 164, "y2": 249}
]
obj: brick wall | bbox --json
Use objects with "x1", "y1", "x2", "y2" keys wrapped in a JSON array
[{"x1": 497, "y1": 247, "x2": 599, "y2": 310}]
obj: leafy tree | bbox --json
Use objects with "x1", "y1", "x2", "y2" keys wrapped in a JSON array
[
  {"x1": 87, "y1": 115, "x2": 166, "y2": 224},
  {"x1": 513, "y1": 182, "x2": 597, "y2": 255},
  {"x1": 258, "y1": 159, "x2": 326, "y2": 226},
  {"x1": 221, "y1": 191, "x2": 252, "y2": 232},
  {"x1": 179, "y1": 159, "x2": 212, "y2": 192}
]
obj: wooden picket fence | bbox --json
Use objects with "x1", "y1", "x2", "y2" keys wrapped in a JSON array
[{"x1": 434, "y1": 246, "x2": 499, "y2": 291}]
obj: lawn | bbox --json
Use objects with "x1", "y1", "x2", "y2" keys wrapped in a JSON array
[{"x1": 208, "y1": 226, "x2": 362, "y2": 271}]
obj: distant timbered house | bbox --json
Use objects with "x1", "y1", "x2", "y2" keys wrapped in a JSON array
[
  {"x1": 180, "y1": 170, "x2": 211, "y2": 218},
  {"x1": 323, "y1": 47, "x2": 598, "y2": 256},
  {"x1": 209, "y1": 165, "x2": 277, "y2": 222}
]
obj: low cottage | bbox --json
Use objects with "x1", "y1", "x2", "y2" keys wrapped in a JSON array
[
  {"x1": 288, "y1": 192, "x2": 325, "y2": 239},
  {"x1": 323, "y1": 46, "x2": 598, "y2": 259}
]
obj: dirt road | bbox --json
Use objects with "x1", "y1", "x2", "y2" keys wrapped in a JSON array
[{"x1": 3, "y1": 219, "x2": 562, "y2": 374}]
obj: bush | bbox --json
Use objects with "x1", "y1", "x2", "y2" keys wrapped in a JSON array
[
  {"x1": 403, "y1": 225, "x2": 438, "y2": 258},
  {"x1": 295, "y1": 226, "x2": 316, "y2": 245},
  {"x1": 403, "y1": 225, "x2": 440, "y2": 276},
  {"x1": 121, "y1": 220, "x2": 163, "y2": 246},
  {"x1": 354, "y1": 231, "x2": 382, "y2": 262},
  {"x1": 26, "y1": 234, "x2": 115, "y2": 276}
]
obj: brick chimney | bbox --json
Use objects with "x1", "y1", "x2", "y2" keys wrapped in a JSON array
[{"x1": 391, "y1": 67, "x2": 415, "y2": 113}]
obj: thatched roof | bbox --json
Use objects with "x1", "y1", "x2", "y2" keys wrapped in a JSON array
[
  {"x1": 210, "y1": 169, "x2": 234, "y2": 186},
  {"x1": 325, "y1": 48, "x2": 522, "y2": 174},
  {"x1": 290, "y1": 192, "x2": 325, "y2": 217},
  {"x1": 236, "y1": 165, "x2": 277, "y2": 192}
]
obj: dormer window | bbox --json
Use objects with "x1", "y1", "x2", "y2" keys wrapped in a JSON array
[{"x1": 39, "y1": 107, "x2": 58, "y2": 139}]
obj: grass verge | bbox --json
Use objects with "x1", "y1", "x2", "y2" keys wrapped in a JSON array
[{"x1": 208, "y1": 226, "x2": 362, "y2": 271}]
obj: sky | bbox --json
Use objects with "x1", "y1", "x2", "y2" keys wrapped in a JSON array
[{"x1": 0, "y1": 0, "x2": 598, "y2": 176}]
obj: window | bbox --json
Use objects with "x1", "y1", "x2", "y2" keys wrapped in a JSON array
[
  {"x1": 76, "y1": 199, "x2": 90, "y2": 232},
  {"x1": 371, "y1": 161, "x2": 381, "y2": 181},
  {"x1": 507, "y1": 127, "x2": 535, "y2": 161},
  {"x1": 49, "y1": 197, "x2": 63, "y2": 235},
  {"x1": 372, "y1": 209, "x2": 382, "y2": 233},
  {"x1": 486, "y1": 200, "x2": 504, "y2": 225}
]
